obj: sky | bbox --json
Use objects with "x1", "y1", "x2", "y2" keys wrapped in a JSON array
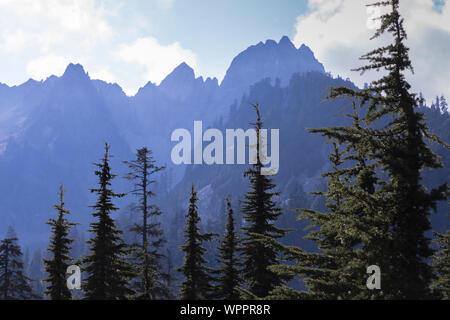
[{"x1": 0, "y1": 0, "x2": 448, "y2": 102}]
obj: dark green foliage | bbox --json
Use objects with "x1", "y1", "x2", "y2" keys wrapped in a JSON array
[
  {"x1": 311, "y1": 0, "x2": 447, "y2": 299},
  {"x1": 43, "y1": 185, "x2": 76, "y2": 300},
  {"x1": 178, "y1": 185, "x2": 216, "y2": 300},
  {"x1": 432, "y1": 207, "x2": 450, "y2": 299},
  {"x1": 124, "y1": 147, "x2": 171, "y2": 299},
  {"x1": 83, "y1": 143, "x2": 135, "y2": 300},
  {"x1": 240, "y1": 104, "x2": 289, "y2": 298},
  {"x1": 214, "y1": 198, "x2": 242, "y2": 300},
  {"x1": 335, "y1": 0, "x2": 447, "y2": 299},
  {"x1": 268, "y1": 0, "x2": 448, "y2": 300},
  {"x1": 0, "y1": 228, "x2": 36, "y2": 300},
  {"x1": 270, "y1": 139, "x2": 373, "y2": 300}
]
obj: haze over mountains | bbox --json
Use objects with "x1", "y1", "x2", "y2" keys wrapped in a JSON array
[{"x1": 0, "y1": 36, "x2": 447, "y2": 252}]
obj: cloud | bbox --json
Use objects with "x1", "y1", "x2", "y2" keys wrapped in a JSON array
[
  {"x1": 0, "y1": 0, "x2": 194, "y2": 94},
  {"x1": 293, "y1": 0, "x2": 450, "y2": 102},
  {"x1": 115, "y1": 37, "x2": 197, "y2": 85},
  {"x1": 0, "y1": 0, "x2": 114, "y2": 84},
  {"x1": 0, "y1": 0, "x2": 113, "y2": 49},
  {"x1": 26, "y1": 55, "x2": 73, "y2": 80},
  {"x1": 90, "y1": 67, "x2": 117, "y2": 84}
]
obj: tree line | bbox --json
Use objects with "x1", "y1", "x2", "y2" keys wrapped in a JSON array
[{"x1": 0, "y1": 0, "x2": 448, "y2": 300}]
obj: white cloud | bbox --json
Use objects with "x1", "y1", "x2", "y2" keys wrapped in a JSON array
[
  {"x1": 0, "y1": 0, "x2": 114, "y2": 83},
  {"x1": 0, "y1": 0, "x2": 194, "y2": 94},
  {"x1": 115, "y1": 37, "x2": 197, "y2": 85},
  {"x1": 293, "y1": 0, "x2": 450, "y2": 102},
  {"x1": 90, "y1": 67, "x2": 117, "y2": 84},
  {"x1": 0, "y1": 30, "x2": 32, "y2": 53},
  {"x1": 26, "y1": 55, "x2": 73, "y2": 80},
  {"x1": 0, "y1": 0, "x2": 113, "y2": 48}
]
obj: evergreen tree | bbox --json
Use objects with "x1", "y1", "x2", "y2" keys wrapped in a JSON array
[
  {"x1": 268, "y1": 134, "x2": 375, "y2": 299},
  {"x1": 433, "y1": 96, "x2": 440, "y2": 111},
  {"x1": 346, "y1": 0, "x2": 447, "y2": 299},
  {"x1": 28, "y1": 249, "x2": 44, "y2": 298},
  {"x1": 240, "y1": 103, "x2": 289, "y2": 298},
  {"x1": 83, "y1": 143, "x2": 135, "y2": 300},
  {"x1": 310, "y1": 0, "x2": 446, "y2": 299},
  {"x1": 43, "y1": 185, "x2": 76, "y2": 300},
  {"x1": 165, "y1": 248, "x2": 176, "y2": 299},
  {"x1": 124, "y1": 147, "x2": 170, "y2": 299},
  {"x1": 215, "y1": 198, "x2": 242, "y2": 300},
  {"x1": 432, "y1": 208, "x2": 450, "y2": 299},
  {"x1": 0, "y1": 228, "x2": 36, "y2": 300},
  {"x1": 440, "y1": 95, "x2": 448, "y2": 114},
  {"x1": 267, "y1": 0, "x2": 447, "y2": 300},
  {"x1": 178, "y1": 185, "x2": 216, "y2": 300}
]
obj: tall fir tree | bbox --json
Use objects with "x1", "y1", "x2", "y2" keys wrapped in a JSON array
[
  {"x1": 310, "y1": 0, "x2": 446, "y2": 299},
  {"x1": 214, "y1": 198, "x2": 242, "y2": 300},
  {"x1": 43, "y1": 185, "x2": 76, "y2": 300},
  {"x1": 240, "y1": 103, "x2": 289, "y2": 298},
  {"x1": 431, "y1": 208, "x2": 449, "y2": 299},
  {"x1": 165, "y1": 248, "x2": 176, "y2": 299},
  {"x1": 83, "y1": 143, "x2": 135, "y2": 300},
  {"x1": 268, "y1": 0, "x2": 448, "y2": 300},
  {"x1": 0, "y1": 227, "x2": 36, "y2": 300},
  {"x1": 268, "y1": 131, "x2": 376, "y2": 299},
  {"x1": 440, "y1": 95, "x2": 448, "y2": 115},
  {"x1": 341, "y1": 0, "x2": 447, "y2": 299},
  {"x1": 124, "y1": 147, "x2": 170, "y2": 299},
  {"x1": 178, "y1": 185, "x2": 216, "y2": 300}
]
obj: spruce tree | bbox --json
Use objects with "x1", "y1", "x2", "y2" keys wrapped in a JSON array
[
  {"x1": 124, "y1": 147, "x2": 169, "y2": 299},
  {"x1": 344, "y1": 0, "x2": 447, "y2": 299},
  {"x1": 83, "y1": 143, "x2": 135, "y2": 300},
  {"x1": 0, "y1": 228, "x2": 36, "y2": 300},
  {"x1": 268, "y1": 0, "x2": 448, "y2": 300},
  {"x1": 268, "y1": 134, "x2": 375, "y2": 299},
  {"x1": 240, "y1": 104, "x2": 289, "y2": 298},
  {"x1": 440, "y1": 95, "x2": 448, "y2": 115},
  {"x1": 43, "y1": 185, "x2": 76, "y2": 300},
  {"x1": 432, "y1": 210, "x2": 450, "y2": 299},
  {"x1": 215, "y1": 198, "x2": 242, "y2": 300},
  {"x1": 178, "y1": 185, "x2": 216, "y2": 300},
  {"x1": 307, "y1": 0, "x2": 446, "y2": 299}
]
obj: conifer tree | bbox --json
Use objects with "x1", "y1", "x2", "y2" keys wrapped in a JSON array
[
  {"x1": 178, "y1": 185, "x2": 216, "y2": 300},
  {"x1": 43, "y1": 185, "x2": 76, "y2": 300},
  {"x1": 240, "y1": 104, "x2": 289, "y2": 298},
  {"x1": 215, "y1": 198, "x2": 242, "y2": 300},
  {"x1": 165, "y1": 248, "x2": 176, "y2": 299},
  {"x1": 267, "y1": 134, "x2": 375, "y2": 299},
  {"x1": 0, "y1": 228, "x2": 36, "y2": 300},
  {"x1": 124, "y1": 147, "x2": 169, "y2": 299},
  {"x1": 307, "y1": 0, "x2": 446, "y2": 299},
  {"x1": 83, "y1": 143, "x2": 135, "y2": 300},
  {"x1": 268, "y1": 0, "x2": 447, "y2": 300},
  {"x1": 440, "y1": 95, "x2": 448, "y2": 114},
  {"x1": 432, "y1": 210, "x2": 450, "y2": 299}
]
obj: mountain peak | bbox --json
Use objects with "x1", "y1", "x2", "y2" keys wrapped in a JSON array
[
  {"x1": 221, "y1": 37, "x2": 325, "y2": 90},
  {"x1": 279, "y1": 36, "x2": 296, "y2": 49},
  {"x1": 62, "y1": 63, "x2": 89, "y2": 80},
  {"x1": 171, "y1": 62, "x2": 195, "y2": 77},
  {"x1": 159, "y1": 62, "x2": 196, "y2": 88}
]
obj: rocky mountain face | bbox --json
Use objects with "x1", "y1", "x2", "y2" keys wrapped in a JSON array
[{"x1": 0, "y1": 36, "x2": 447, "y2": 252}]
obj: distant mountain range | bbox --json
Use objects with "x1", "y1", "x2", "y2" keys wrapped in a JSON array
[{"x1": 0, "y1": 36, "x2": 447, "y2": 254}]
